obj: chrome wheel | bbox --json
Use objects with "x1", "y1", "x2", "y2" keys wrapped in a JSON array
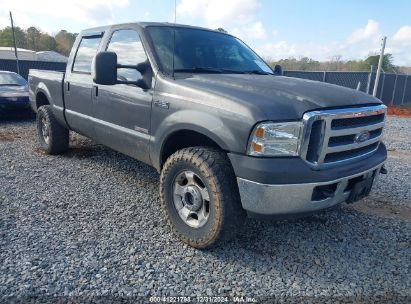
[
  {"x1": 173, "y1": 170, "x2": 210, "y2": 228},
  {"x1": 41, "y1": 116, "x2": 50, "y2": 144}
]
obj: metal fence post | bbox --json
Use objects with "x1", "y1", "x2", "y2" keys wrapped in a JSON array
[
  {"x1": 373, "y1": 36, "x2": 387, "y2": 97},
  {"x1": 379, "y1": 73, "x2": 386, "y2": 100},
  {"x1": 401, "y1": 75, "x2": 408, "y2": 105},
  {"x1": 366, "y1": 66, "x2": 373, "y2": 94},
  {"x1": 323, "y1": 71, "x2": 326, "y2": 82},
  {"x1": 391, "y1": 74, "x2": 398, "y2": 105}
]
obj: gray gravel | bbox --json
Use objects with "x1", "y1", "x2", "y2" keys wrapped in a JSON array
[{"x1": 1, "y1": 114, "x2": 410, "y2": 303}]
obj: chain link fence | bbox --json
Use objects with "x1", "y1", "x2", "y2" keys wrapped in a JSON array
[
  {"x1": 284, "y1": 70, "x2": 411, "y2": 106},
  {"x1": 0, "y1": 59, "x2": 410, "y2": 106}
]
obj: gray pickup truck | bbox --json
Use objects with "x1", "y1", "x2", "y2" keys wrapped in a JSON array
[{"x1": 28, "y1": 22, "x2": 387, "y2": 248}]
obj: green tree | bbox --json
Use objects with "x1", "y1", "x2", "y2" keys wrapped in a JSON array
[
  {"x1": 55, "y1": 30, "x2": 77, "y2": 56},
  {"x1": 38, "y1": 33, "x2": 57, "y2": 51},
  {"x1": 26, "y1": 26, "x2": 42, "y2": 51},
  {"x1": 344, "y1": 60, "x2": 369, "y2": 71},
  {"x1": 0, "y1": 26, "x2": 27, "y2": 49},
  {"x1": 265, "y1": 54, "x2": 401, "y2": 73},
  {"x1": 299, "y1": 57, "x2": 320, "y2": 70},
  {"x1": 364, "y1": 54, "x2": 398, "y2": 73},
  {"x1": 267, "y1": 57, "x2": 320, "y2": 71}
]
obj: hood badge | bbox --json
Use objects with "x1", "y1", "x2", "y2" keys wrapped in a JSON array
[
  {"x1": 154, "y1": 100, "x2": 170, "y2": 109},
  {"x1": 355, "y1": 130, "x2": 371, "y2": 143}
]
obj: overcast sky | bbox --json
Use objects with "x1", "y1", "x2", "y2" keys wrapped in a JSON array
[{"x1": 1, "y1": 0, "x2": 410, "y2": 65}]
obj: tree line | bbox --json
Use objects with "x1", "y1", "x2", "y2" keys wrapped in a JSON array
[
  {"x1": 266, "y1": 54, "x2": 410, "y2": 74},
  {"x1": 0, "y1": 26, "x2": 77, "y2": 56}
]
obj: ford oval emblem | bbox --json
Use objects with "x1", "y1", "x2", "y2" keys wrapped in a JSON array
[{"x1": 355, "y1": 130, "x2": 370, "y2": 143}]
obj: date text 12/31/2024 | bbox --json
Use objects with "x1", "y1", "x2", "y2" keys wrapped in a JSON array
[{"x1": 149, "y1": 296, "x2": 257, "y2": 303}]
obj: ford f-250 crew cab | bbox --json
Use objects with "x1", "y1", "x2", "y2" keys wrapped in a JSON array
[{"x1": 28, "y1": 23, "x2": 387, "y2": 248}]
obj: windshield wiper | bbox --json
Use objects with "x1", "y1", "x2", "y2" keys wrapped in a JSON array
[
  {"x1": 243, "y1": 70, "x2": 273, "y2": 75},
  {"x1": 173, "y1": 67, "x2": 273, "y2": 75},
  {"x1": 173, "y1": 67, "x2": 224, "y2": 74}
]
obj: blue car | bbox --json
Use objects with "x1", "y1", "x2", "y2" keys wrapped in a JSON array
[{"x1": 0, "y1": 71, "x2": 31, "y2": 113}]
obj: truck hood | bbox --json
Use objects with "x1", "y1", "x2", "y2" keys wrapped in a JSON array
[{"x1": 175, "y1": 74, "x2": 382, "y2": 120}]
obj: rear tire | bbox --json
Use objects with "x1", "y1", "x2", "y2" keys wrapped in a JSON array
[
  {"x1": 160, "y1": 147, "x2": 246, "y2": 249},
  {"x1": 37, "y1": 105, "x2": 69, "y2": 154}
]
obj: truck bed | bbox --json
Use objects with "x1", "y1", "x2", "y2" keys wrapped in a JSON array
[{"x1": 28, "y1": 69, "x2": 65, "y2": 113}]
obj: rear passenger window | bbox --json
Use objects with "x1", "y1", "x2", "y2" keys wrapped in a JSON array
[
  {"x1": 107, "y1": 29, "x2": 148, "y2": 82},
  {"x1": 72, "y1": 37, "x2": 102, "y2": 73}
]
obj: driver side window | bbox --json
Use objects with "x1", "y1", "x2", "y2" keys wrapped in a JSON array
[{"x1": 107, "y1": 29, "x2": 148, "y2": 82}]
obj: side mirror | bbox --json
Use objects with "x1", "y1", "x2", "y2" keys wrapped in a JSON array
[
  {"x1": 93, "y1": 52, "x2": 118, "y2": 85},
  {"x1": 93, "y1": 52, "x2": 152, "y2": 89},
  {"x1": 274, "y1": 64, "x2": 283, "y2": 76}
]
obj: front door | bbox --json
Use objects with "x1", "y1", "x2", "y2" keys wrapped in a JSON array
[{"x1": 92, "y1": 29, "x2": 153, "y2": 164}]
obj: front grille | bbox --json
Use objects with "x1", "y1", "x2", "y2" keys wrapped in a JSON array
[
  {"x1": 331, "y1": 113, "x2": 385, "y2": 129},
  {"x1": 328, "y1": 128, "x2": 383, "y2": 147},
  {"x1": 301, "y1": 105, "x2": 386, "y2": 168},
  {"x1": 324, "y1": 142, "x2": 379, "y2": 163}
]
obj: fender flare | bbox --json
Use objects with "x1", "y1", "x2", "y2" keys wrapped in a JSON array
[
  {"x1": 153, "y1": 110, "x2": 236, "y2": 170},
  {"x1": 34, "y1": 82, "x2": 54, "y2": 109}
]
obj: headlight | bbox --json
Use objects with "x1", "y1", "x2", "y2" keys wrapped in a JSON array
[{"x1": 247, "y1": 121, "x2": 303, "y2": 156}]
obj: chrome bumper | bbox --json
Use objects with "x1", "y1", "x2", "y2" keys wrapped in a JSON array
[{"x1": 237, "y1": 164, "x2": 384, "y2": 215}]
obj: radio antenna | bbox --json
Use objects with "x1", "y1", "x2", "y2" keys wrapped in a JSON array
[
  {"x1": 171, "y1": 0, "x2": 176, "y2": 78},
  {"x1": 174, "y1": 0, "x2": 177, "y2": 23}
]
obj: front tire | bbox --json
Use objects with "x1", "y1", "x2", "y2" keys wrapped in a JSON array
[
  {"x1": 37, "y1": 105, "x2": 69, "y2": 154},
  {"x1": 160, "y1": 147, "x2": 246, "y2": 249}
]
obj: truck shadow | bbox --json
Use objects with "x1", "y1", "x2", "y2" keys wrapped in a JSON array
[{"x1": 64, "y1": 133, "x2": 160, "y2": 180}]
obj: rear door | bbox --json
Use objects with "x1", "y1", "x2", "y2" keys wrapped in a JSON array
[
  {"x1": 64, "y1": 33, "x2": 103, "y2": 138},
  {"x1": 92, "y1": 28, "x2": 153, "y2": 164}
]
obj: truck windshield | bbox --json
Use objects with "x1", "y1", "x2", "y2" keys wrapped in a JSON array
[{"x1": 146, "y1": 26, "x2": 273, "y2": 75}]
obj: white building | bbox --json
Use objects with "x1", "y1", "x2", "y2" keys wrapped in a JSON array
[
  {"x1": 0, "y1": 47, "x2": 36, "y2": 60},
  {"x1": 0, "y1": 47, "x2": 67, "y2": 62},
  {"x1": 35, "y1": 51, "x2": 68, "y2": 62}
]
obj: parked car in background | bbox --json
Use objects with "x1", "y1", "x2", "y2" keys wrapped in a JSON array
[{"x1": 0, "y1": 71, "x2": 31, "y2": 114}]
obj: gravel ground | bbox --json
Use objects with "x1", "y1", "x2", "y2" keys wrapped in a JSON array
[{"x1": 0, "y1": 114, "x2": 410, "y2": 303}]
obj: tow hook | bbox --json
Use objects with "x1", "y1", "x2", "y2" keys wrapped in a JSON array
[{"x1": 380, "y1": 165, "x2": 388, "y2": 175}]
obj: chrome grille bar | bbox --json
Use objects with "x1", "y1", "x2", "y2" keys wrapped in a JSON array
[
  {"x1": 329, "y1": 121, "x2": 385, "y2": 136},
  {"x1": 326, "y1": 136, "x2": 381, "y2": 153},
  {"x1": 301, "y1": 104, "x2": 387, "y2": 169}
]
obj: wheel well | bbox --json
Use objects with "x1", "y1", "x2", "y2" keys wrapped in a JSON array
[
  {"x1": 36, "y1": 92, "x2": 49, "y2": 110},
  {"x1": 161, "y1": 130, "x2": 223, "y2": 168}
]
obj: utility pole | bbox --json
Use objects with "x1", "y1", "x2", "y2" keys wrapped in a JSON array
[
  {"x1": 373, "y1": 36, "x2": 386, "y2": 97},
  {"x1": 174, "y1": 0, "x2": 177, "y2": 23},
  {"x1": 9, "y1": 11, "x2": 20, "y2": 75},
  {"x1": 366, "y1": 65, "x2": 373, "y2": 94}
]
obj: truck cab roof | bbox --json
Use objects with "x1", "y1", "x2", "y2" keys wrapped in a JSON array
[{"x1": 80, "y1": 22, "x2": 221, "y2": 37}]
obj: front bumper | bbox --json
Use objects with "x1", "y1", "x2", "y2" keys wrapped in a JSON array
[{"x1": 237, "y1": 163, "x2": 384, "y2": 216}]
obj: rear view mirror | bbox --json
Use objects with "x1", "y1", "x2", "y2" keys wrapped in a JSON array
[{"x1": 93, "y1": 52, "x2": 118, "y2": 85}]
